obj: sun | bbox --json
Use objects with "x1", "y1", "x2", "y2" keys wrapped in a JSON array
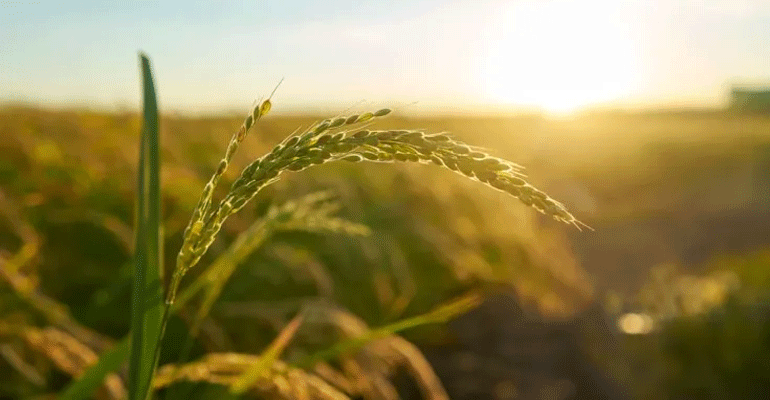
[{"x1": 480, "y1": 1, "x2": 641, "y2": 115}]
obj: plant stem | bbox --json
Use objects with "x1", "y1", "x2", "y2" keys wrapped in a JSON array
[{"x1": 144, "y1": 304, "x2": 171, "y2": 400}]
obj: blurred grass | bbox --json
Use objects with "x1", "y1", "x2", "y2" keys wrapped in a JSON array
[
  {"x1": 621, "y1": 250, "x2": 770, "y2": 398},
  {"x1": 2, "y1": 105, "x2": 770, "y2": 397}
]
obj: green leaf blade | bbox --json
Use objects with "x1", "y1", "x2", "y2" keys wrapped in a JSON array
[
  {"x1": 128, "y1": 52, "x2": 165, "y2": 400},
  {"x1": 59, "y1": 337, "x2": 132, "y2": 400}
]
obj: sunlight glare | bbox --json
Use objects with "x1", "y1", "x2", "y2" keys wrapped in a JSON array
[
  {"x1": 618, "y1": 313, "x2": 654, "y2": 335},
  {"x1": 481, "y1": 1, "x2": 641, "y2": 115}
]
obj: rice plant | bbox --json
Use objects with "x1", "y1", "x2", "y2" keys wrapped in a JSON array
[{"x1": 61, "y1": 53, "x2": 582, "y2": 400}]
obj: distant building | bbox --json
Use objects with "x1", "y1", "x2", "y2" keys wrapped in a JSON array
[{"x1": 730, "y1": 86, "x2": 770, "y2": 112}]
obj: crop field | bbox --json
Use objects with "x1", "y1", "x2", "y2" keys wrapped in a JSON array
[{"x1": 2, "y1": 102, "x2": 770, "y2": 399}]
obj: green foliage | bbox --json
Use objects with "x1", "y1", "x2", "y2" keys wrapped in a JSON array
[
  {"x1": 709, "y1": 250, "x2": 770, "y2": 302},
  {"x1": 58, "y1": 192, "x2": 372, "y2": 400},
  {"x1": 128, "y1": 53, "x2": 165, "y2": 400},
  {"x1": 625, "y1": 251, "x2": 770, "y2": 398},
  {"x1": 659, "y1": 297, "x2": 770, "y2": 398},
  {"x1": 59, "y1": 337, "x2": 131, "y2": 400}
]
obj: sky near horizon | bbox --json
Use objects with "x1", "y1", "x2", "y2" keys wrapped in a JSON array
[{"x1": 2, "y1": 0, "x2": 769, "y2": 114}]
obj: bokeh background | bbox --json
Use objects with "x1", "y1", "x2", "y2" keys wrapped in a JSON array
[{"x1": 2, "y1": 1, "x2": 770, "y2": 399}]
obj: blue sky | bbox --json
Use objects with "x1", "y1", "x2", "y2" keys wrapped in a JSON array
[{"x1": 2, "y1": 0, "x2": 770, "y2": 114}]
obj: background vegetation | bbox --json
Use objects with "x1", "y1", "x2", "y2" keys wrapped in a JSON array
[{"x1": 2, "y1": 103, "x2": 770, "y2": 399}]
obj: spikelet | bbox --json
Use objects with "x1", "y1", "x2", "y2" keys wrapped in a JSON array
[{"x1": 171, "y1": 81, "x2": 282, "y2": 304}]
